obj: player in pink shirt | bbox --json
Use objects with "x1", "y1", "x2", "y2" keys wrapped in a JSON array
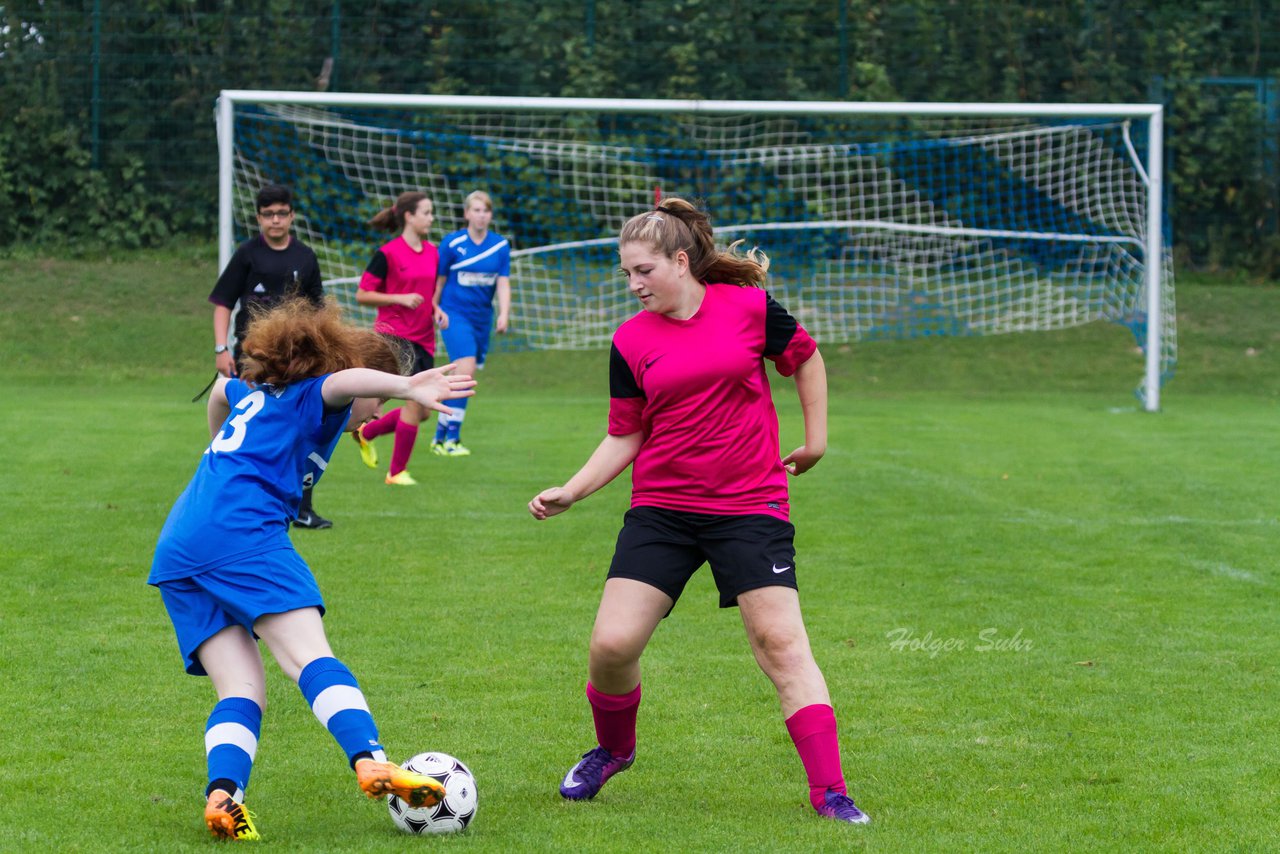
[
  {"x1": 529, "y1": 197, "x2": 869, "y2": 824},
  {"x1": 351, "y1": 192, "x2": 446, "y2": 485}
]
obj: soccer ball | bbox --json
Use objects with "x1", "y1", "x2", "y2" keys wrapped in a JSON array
[{"x1": 386, "y1": 752, "x2": 478, "y2": 834}]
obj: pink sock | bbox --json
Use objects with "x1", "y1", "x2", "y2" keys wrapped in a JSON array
[
  {"x1": 586, "y1": 682, "x2": 641, "y2": 758},
  {"x1": 785, "y1": 704, "x2": 847, "y2": 809},
  {"x1": 361, "y1": 408, "x2": 401, "y2": 441},
  {"x1": 389, "y1": 420, "x2": 418, "y2": 476}
]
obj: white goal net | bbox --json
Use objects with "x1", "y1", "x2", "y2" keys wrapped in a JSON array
[{"x1": 218, "y1": 93, "x2": 1174, "y2": 408}]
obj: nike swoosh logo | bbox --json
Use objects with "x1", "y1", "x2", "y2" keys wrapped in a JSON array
[
  {"x1": 561, "y1": 770, "x2": 582, "y2": 789},
  {"x1": 644, "y1": 354, "x2": 665, "y2": 370},
  {"x1": 772, "y1": 564, "x2": 792, "y2": 574}
]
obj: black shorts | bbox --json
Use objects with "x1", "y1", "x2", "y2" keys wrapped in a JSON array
[
  {"x1": 386, "y1": 336, "x2": 435, "y2": 374},
  {"x1": 607, "y1": 506, "x2": 798, "y2": 610}
]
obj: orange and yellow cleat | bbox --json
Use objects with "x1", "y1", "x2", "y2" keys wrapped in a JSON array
[
  {"x1": 355, "y1": 758, "x2": 445, "y2": 808},
  {"x1": 205, "y1": 790, "x2": 260, "y2": 841}
]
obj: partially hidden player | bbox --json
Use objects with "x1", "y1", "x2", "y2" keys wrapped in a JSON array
[
  {"x1": 351, "y1": 191, "x2": 444, "y2": 486},
  {"x1": 149, "y1": 299, "x2": 476, "y2": 840},
  {"x1": 209, "y1": 183, "x2": 333, "y2": 529},
  {"x1": 528, "y1": 196, "x2": 870, "y2": 824}
]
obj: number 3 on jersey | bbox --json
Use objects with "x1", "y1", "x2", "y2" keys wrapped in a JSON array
[{"x1": 208, "y1": 390, "x2": 266, "y2": 454}]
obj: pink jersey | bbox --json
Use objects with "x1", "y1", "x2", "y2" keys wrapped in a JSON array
[
  {"x1": 358, "y1": 236, "x2": 439, "y2": 351},
  {"x1": 608, "y1": 283, "x2": 817, "y2": 521}
]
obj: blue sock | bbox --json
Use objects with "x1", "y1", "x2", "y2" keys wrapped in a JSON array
[
  {"x1": 434, "y1": 413, "x2": 448, "y2": 443},
  {"x1": 298, "y1": 657, "x2": 385, "y2": 767},
  {"x1": 446, "y1": 399, "x2": 467, "y2": 442},
  {"x1": 205, "y1": 697, "x2": 262, "y2": 801}
]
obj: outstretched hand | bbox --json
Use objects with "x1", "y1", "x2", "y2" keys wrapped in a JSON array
[
  {"x1": 781, "y1": 444, "x2": 824, "y2": 476},
  {"x1": 528, "y1": 487, "x2": 575, "y2": 520},
  {"x1": 406, "y1": 363, "x2": 476, "y2": 414}
]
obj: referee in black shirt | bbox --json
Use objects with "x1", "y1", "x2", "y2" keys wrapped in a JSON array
[{"x1": 209, "y1": 184, "x2": 333, "y2": 529}]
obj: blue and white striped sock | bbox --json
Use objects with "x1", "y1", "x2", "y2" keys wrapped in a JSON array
[
  {"x1": 298, "y1": 657, "x2": 385, "y2": 766},
  {"x1": 205, "y1": 696, "x2": 262, "y2": 801},
  {"x1": 446, "y1": 401, "x2": 467, "y2": 442}
]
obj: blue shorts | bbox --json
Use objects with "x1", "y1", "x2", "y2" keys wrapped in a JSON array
[
  {"x1": 157, "y1": 548, "x2": 325, "y2": 676},
  {"x1": 439, "y1": 311, "x2": 492, "y2": 364}
]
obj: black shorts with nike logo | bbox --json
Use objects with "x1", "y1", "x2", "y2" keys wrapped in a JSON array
[{"x1": 606, "y1": 506, "x2": 798, "y2": 609}]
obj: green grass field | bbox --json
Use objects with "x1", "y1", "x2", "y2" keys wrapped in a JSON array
[{"x1": 1, "y1": 250, "x2": 1277, "y2": 852}]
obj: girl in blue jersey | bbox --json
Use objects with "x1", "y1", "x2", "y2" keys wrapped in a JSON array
[
  {"x1": 431, "y1": 190, "x2": 511, "y2": 456},
  {"x1": 148, "y1": 299, "x2": 475, "y2": 841}
]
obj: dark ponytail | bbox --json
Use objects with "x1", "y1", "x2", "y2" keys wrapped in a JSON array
[{"x1": 369, "y1": 191, "x2": 430, "y2": 232}]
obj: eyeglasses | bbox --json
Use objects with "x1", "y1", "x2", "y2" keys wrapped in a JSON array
[{"x1": 258, "y1": 208, "x2": 293, "y2": 220}]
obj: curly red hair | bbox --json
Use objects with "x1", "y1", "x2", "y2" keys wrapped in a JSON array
[{"x1": 238, "y1": 299, "x2": 405, "y2": 386}]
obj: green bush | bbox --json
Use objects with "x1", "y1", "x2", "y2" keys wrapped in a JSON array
[
  {"x1": 0, "y1": 74, "x2": 172, "y2": 254},
  {"x1": 3, "y1": 1, "x2": 1279, "y2": 272}
]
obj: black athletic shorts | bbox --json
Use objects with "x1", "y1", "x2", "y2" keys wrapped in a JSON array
[
  {"x1": 386, "y1": 336, "x2": 435, "y2": 375},
  {"x1": 606, "y1": 506, "x2": 798, "y2": 609}
]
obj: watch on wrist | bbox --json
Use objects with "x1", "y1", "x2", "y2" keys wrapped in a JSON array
[{"x1": 214, "y1": 344, "x2": 229, "y2": 355}]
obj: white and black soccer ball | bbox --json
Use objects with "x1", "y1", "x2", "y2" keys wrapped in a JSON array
[{"x1": 386, "y1": 752, "x2": 477, "y2": 835}]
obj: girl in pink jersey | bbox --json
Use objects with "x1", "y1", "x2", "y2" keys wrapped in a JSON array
[
  {"x1": 352, "y1": 192, "x2": 446, "y2": 485},
  {"x1": 528, "y1": 196, "x2": 869, "y2": 825}
]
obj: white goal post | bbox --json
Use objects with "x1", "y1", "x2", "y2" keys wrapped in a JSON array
[{"x1": 217, "y1": 91, "x2": 1171, "y2": 410}]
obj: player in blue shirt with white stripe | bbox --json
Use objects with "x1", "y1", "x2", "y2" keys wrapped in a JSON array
[
  {"x1": 148, "y1": 299, "x2": 475, "y2": 841},
  {"x1": 431, "y1": 190, "x2": 511, "y2": 456}
]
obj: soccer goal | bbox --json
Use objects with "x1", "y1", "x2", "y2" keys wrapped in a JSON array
[{"x1": 217, "y1": 92, "x2": 1173, "y2": 410}]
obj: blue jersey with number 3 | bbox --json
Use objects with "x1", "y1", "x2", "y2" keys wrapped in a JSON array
[{"x1": 148, "y1": 376, "x2": 350, "y2": 584}]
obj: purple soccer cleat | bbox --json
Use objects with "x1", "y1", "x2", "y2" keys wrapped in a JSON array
[
  {"x1": 816, "y1": 789, "x2": 871, "y2": 824},
  {"x1": 559, "y1": 746, "x2": 635, "y2": 800}
]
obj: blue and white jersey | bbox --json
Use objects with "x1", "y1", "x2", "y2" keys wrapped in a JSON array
[
  {"x1": 437, "y1": 228, "x2": 510, "y2": 322},
  {"x1": 149, "y1": 376, "x2": 350, "y2": 584}
]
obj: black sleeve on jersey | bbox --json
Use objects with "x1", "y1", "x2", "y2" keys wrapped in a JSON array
[
  {"x1": 209, "y1": 242, "x2": 252, "y2": 308},
  {"x1": 609, "y1": 343, "x2": 644, "y2": 398},
  {"x1": 762, "y1": 292, "x2": 799, "y2": 357},
  {"x1": 364, "y1": 248, "x2": 389, "y2": 281},
  {"x1": 298, "y1": 244, "x2": 324, "y2": 305}
]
